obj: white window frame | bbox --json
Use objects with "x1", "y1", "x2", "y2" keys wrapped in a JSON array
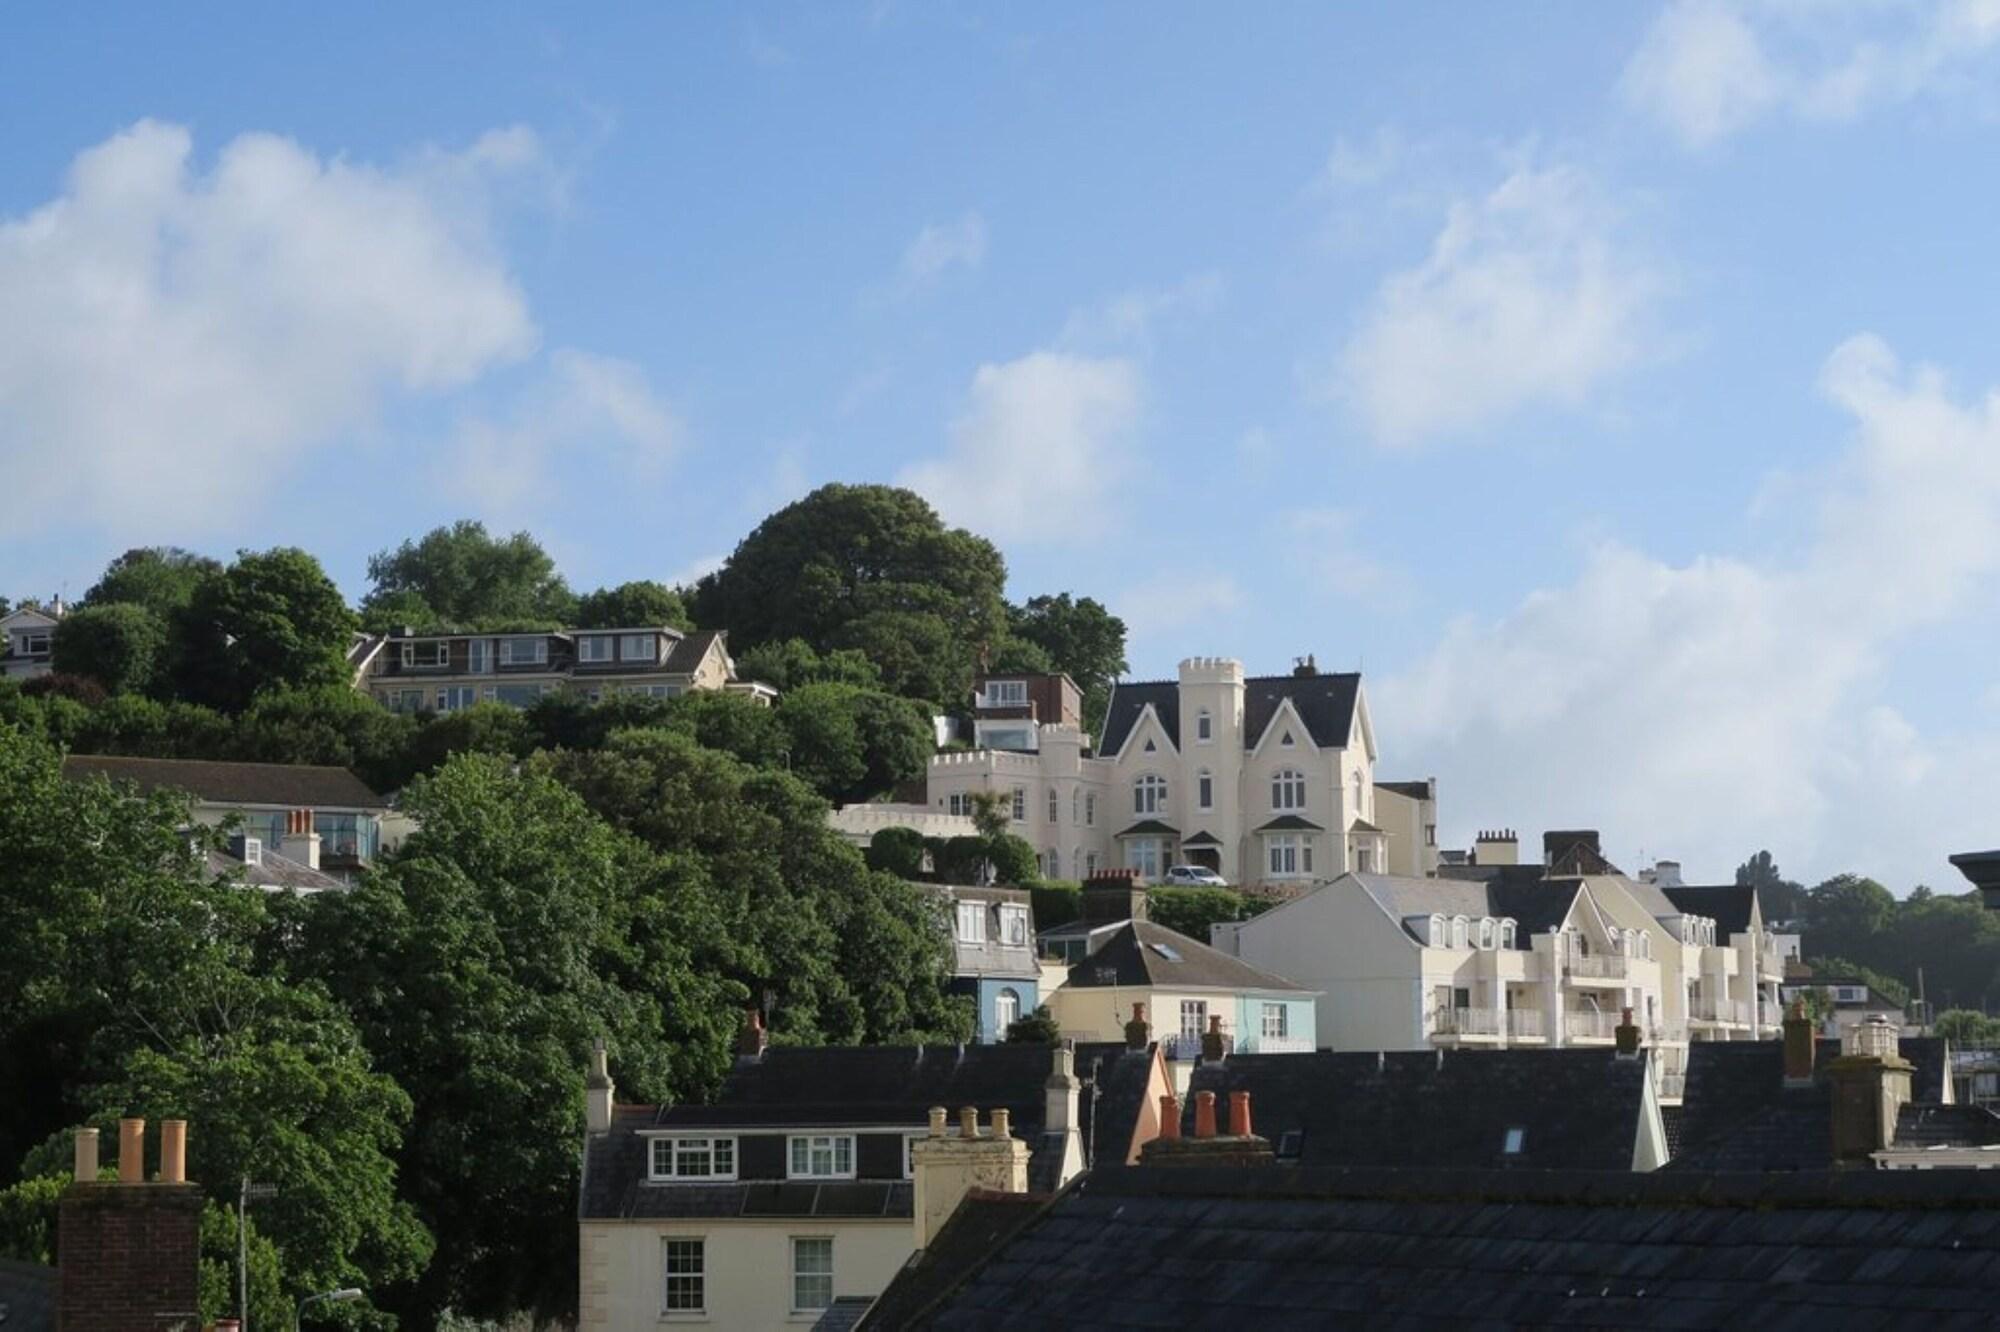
[
  {"x1": 467, "y1": 638, "x2": 492, "y2": 674},
  {"x1": 1126, "y1": 837, "x2": 1165, "y2": 879},
  {"x1": 436, "y1": 686, "x2": 479, "y2": 713},
  {"x1": 1271, "y1": 769, "x2": 1306, "y2": 812},
  {"x1": 787, "y1": 1134, "x2": 856, "y2": 1180},
  {"x1": 1267, "y1": 834, "x2": 1311, "y2": 877},
  {"x1": 994, "y1": 987, "x2": 1021, "y2": 1034},
  {"x1": 999, "y1": 904, "x2": 1029, "y2": 945},
  {"x1": 499, "y1": 637, "x2": 548, "y2": 666},
  {"x1": 791, "y1": 1236, "x2": 834, "y2": 1314},
  {"x1": 1011, "y1": 787, "x2": 1026, "y2": 822},
  {"x1": 1180, "y1": 999, "x2": 1207, "y2": 1045},
  {"x1": 662, "y1": 1237, "x2": 705, "y2": 1315},
  {"x1": 577, "y1": 635, "x2": 614, "y2": 663},
  {"x1": 985, "y1": 679, "x2": 1028, "y2": 706},
  {"x1": 23, "y1": 633, "x2": 50, "y2": 655},
  {"x1": 956, "y1": 902, "x2": 987, "y2": 943},
  {"x1": 1197, "y1": 770, "x2": 1213, "y2": 810},
  {"x1": 620, "y1": 632, "x2": 655, "y2": 661},
  {"x1": 1262, "y1": 1002, "x2": 1288, "y2": 1040},
  {"x1": 1134, "y1": 775, "x2": 1167, "y2": 815},
  {"x1": 947, "y1": 792, "x2": 971, "y2": 817},
  {"x1": 1047, "y1": 788, "x2": 1059, "y2": 824},
  {"x1": 648, "y1": 1136, "x2": 738, "y2": 1182},
  {"x1": 401, "y1": 641, "x2": 449, "y2": 669}
]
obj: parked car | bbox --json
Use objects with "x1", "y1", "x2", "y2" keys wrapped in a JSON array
[{"x1": 1163, "y1": 865, "x2": 1228, "y2": 887}]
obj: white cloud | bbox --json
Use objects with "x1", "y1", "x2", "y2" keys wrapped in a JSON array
[
  {"x1": 899, "y1": 211, "x2": 987, "y2": 285},
  {"x1": 1282, "y1": 508, "x2": 1409, "y2": 606},
  {"x1": 0, "y1": 120, "x2": 539, "y2": 532},
  {"x1": 443, "y1": 349, "x2": 682, "y2": 513},
  {"x1": 1623, "y1": 0, "x2": 2000, "y2": 146},
  {"x1": 1117, "y1": 572, "x2": 1244, "y2": 640},
  {"x1": 1057, "y1": 272, "x2": 1224, "y2": 350},
  {"x1": 667, "y1": 553, "x2": 727, "y2": 588},
  {"x1": 1330, "y1": 164, "x2": 1664, "y2": 445},
  {"x1": 1378, "y1": 334, "x2": 2000, "y2": 887},
  {"x1": 897, "y1": 350, "x2": 1140, "y2": 542}
]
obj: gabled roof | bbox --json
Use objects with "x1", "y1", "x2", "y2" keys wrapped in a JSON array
[
  {"x1": 663, "y1": 628, "x2": 726, "y2": 675},
  {"x1": 207, "y1": 847, "x2": 346, "y2": 894},
  {"x1": 1347, "y1": 871, "x2": 1582, "y2": 945},
  {"x1": 853, "y1": 1189, "x2": 1049, "y2": 1331},
  {"x1": 62, "y1": 755, "x2": 387, "y2": 809},
  {"x1": 1661, "y1": 884, "x2": 1757, "y2": 936},
  {"x1": 881, "y1": 1164, "x2": 2000, "y2": 1328},
  {"x1": 1114, "y1": 819, "x2": 1178, "y2": 838},
  {"x1": 1095, "y1": 682, "x2": 1179, "y2": 758},
  {"x1": 1185, "y1": 1048, "x2": 1654, "y2": 1171},
  {"x1": 1060, "y1": 921, "x2": 1310, "y2": 993},
  {"x1": 1347, "y1": 817, "x2": 1382, "y2": 834},
  {"x1": 1254, "y1": 814, "x2": 1323, "y2": 832},
  {"x1": 1180, "y1": 830, "x2": 1222, "y2": 847},
  {"x1": 1096, "y1": 671, "x2": 1362, "y2": 757}
]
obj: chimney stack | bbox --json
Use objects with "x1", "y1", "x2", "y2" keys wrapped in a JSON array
[
  {"x1": 1783, "y1": 998, "x2": 1816, "y2": 1085},
  {"x1": 585, "y1": 1037, "x2": 615, "y2": 1134},
  {"x1": 1200, "y1": 1015, "x2": 1227, "y2": 1064},
  {"x1": 1828, "y1": 1015, "x2": 1914, "y2": 1166},
  {"x1": 59, "y1": 1119, "x2": 202, "y2": 1332},
  {"x1": 1081, "y1": 870, "x2": 1148, "y2": 924},
  {"x1": 1141, "y1": 1087, "x2": 1274, "y2": 1168},
  {"x1": 736, "y1": 1008, "x2": 767, "y2": 1063},
  {"x1": 1043, "y1": 1043, "x2": 1085, "y2": 1184},
  {"x1": 1614, "y1": 1007, "x2": 1641, "y2": 1058},
  {"x1": 1124, "y1": 1002, "x2": 1150, "y2": 1051},
  {"x1": 910, "y1": 1108, "x2": 1029, "y2": 1249},
  {"x1": 1472, "y1": 830, "x2": 1518, "y2": 867},
  {"x1": 279, "y1": 807, "x2": 321, "y2": 870}
]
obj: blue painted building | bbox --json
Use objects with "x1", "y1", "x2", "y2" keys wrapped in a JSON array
[{"x1": 939, "y1": 886, "x2": 1042, "y2": 1042}]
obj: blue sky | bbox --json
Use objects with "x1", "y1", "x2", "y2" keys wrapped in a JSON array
[{"x1": 7, "y1": 2, "x2": 2000, "y2": 890}]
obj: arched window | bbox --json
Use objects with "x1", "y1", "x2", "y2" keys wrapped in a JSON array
[
  {"x1": 1479, "y1": 919, "x2": 1496, "y2": 949},
  {"x1": 1271, "y1": 769, "x2": 1306, "y2": 811},
  {"x1": 1639, "y1": 931, "x2": 1653, "y2": 961},
  {"x1": 994, "y1": 988, "x2": 1020, "y2": 1035},
  {"x1": 1429, "y1": 913, "x2": 1446, "y2": 945},
  {"x1": 1197, "y1": 769, "x2": 1214, "y2": 810},
  {"x1": 1451, "y1": 916, "x2": 1469, "y2": 949},
  {"x1": 1071, "y1": 788, "x2": 1080, "y2": 823},
  {"x1": 1134, "y1": 774, "x2": 1167, "y2": 815},
  {"x1": 1196, "y1": 709, "x2": 1213, "y2": 742},
  {"x1": 1499, "y1": 919, "x2": 1517, "y2": 949}
]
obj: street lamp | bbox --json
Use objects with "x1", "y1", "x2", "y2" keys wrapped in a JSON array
[{"x1": 296, "y1": 1287, "x2": 364, "y2": 1328}]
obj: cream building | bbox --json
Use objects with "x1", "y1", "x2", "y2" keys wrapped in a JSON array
[{"x1": 927, "y1": 657, "x2": 1434, "y2": 892}]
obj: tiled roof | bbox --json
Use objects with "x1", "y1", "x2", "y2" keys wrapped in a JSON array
[
  {"x1": 1095, "y1": 682, "x2": 1179, "y2": 758},
  {"x1": 1096, "y1": 671, "x2": 1361, "y2": 757},
  {"x1": 1895, "y1": 1102, "x2": 2000, "y2": 1150},
  {"x1": 853, "y1": 1189, "x2": 1050, "y2": 1330},
  {"x1": 1186, "y1": 1048, "x2": 1653, "y2": 1171},
  {"x1": 1662, "y1": 884, "x2": 1757, "y2": 936},
  {"x1": 1114, "y1": 819, "x2": 1179, "y2": 838},
  {"x1": 1254, "y1": 814, "x2": 1323, "y2": 832},
  {"x1": 662, "y1": 628, "x2": 725, "y2": 675},
  {"x1": 0, "y1": 1258, "x2": 55, "y2": 1332},
  {"x1": 62, "y1": 755, "x2": 387, "y2": 809},
  {"x1": 1180, "y1": 830, "x2": 1222, "y2": 847},
  {"x1": 1373, "y1": 779, "x2": 1434, "y2": 800},
  {"x1": 1060, "y1": 921, "x2": 1311, "y2": 993},
  {"x1": 207, "y1": 847, "x2": 346, "y2": 894},
  {"x1": 890, "y1": 1165, "x2": 2000, "y2": 1328},
  {"x1": 1348, "y1": 871, "x2": 1582, "y2": 944}
]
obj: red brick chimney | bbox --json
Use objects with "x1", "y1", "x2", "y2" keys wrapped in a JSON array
[
  {"x1": 58, "y1": 1118, "x2": 201, "y2": 1331},
  {"x1": 1124, "y1": 1003, "x2": 1150, "y2": 1051},
  {"x1": 736, "y1": 1008, "x2": 767, "y2": 1063},
  {"x1": 1140, "y1": 1090, "x2": 1274, "y2": 1168}
]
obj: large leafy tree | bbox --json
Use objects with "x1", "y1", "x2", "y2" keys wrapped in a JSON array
[
  {"x1": 733, "y1": 638, "x2": 883, "y2": 693},
  {"x1": 172, "y1": 548, "x2": 357, "y2": 711},
  {"x1": 293, "y1": 754, "x2": 738, "y2": 1325},
  {"x1": 361, "y1": 521, "x2": 576, "y2": 629},
  {"x1": 229, "y1": 685, "x2": 418, "y2": 792},
  {"x1": 83, "y1": 546, "x2": 222, "y2": 616},
  {"x1": 1006, "y1": 593, "x2": 1128, "y2": 735},
  {"x1": 1735, "y1": 849, "x2": 1806, "y2": 924},
  {"x1": 773, "y1": 682, "x2": 933, "y2": 804},
  {"x1": 52, "y1": 603, "x2": 169, "y2": 695},
  {"x1": 573, "y1": 580, "x2": 693, "y2": 631},
  {"x1": 1802, "y1": 874, "x2": 1897, "y2": 961},
  {"x1": 690, "y1": 484, "x2": 1007, "y2": 706}
]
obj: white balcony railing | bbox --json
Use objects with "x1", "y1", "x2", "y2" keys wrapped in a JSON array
[
  {"x1": 1563, "y1": 1009, "x2": 1623, "y2": 1040},
  {"x1": 1251, "y1": 1035, "x2": 1314, "y2": 1054},
  {"x1": 1434, "y1": 1007, "x2": 1505, "y2": 1037},
  {"x1": 1658, "y1": 1072, "x2": 1686, "y2": 1099},
  {"x1": 1690, "y1": 999, "x2": 1751, "y2": 1025},
  {"x1": 1509, "y1": 1008, "x2": 1545, "y2": 1038},
  {"x1": 1563, "y1": 954, "x2": 1629, "y2": 980}
]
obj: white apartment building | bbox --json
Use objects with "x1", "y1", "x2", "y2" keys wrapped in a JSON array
[
  {"x1": 926, "y1": 657, "x2": 1434, "y2": 892},
  {"x1": 1212, "y1": 866, "x2": 1788, "y2": 1104}
]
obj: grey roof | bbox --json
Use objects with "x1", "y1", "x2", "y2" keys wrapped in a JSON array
[
  {"x1": 1254, "y1": 814, "x2": 1323, "y2": 832},
  {"x1": 937, "y1": 887, "x2": 1038, "y2": 980},
  {"x1": 1059, "y1": 921, "x2": 1311, "y2": 993},
  {"x1": 853, "y1": 1190, "x2": 1049, "y2": 1331},
  {"x1": 1347, "y1": 817, "x2": 1382, "y2": 834},
  {"x1": 1186, "y1": 1048, "x2": 1653, "y2": 1171},
  {"x1": 1373, "y1": 778, "x2": 1434, "y2": 800},
  {"x1": 662, "y1": 628, "x2": 726, "y2": 675},
  {"x1": 1097, "y1": 671, "x2": 1361, "y2": 757},
  {"x1": 1076, "y1": 1042, "x2": 1159, "y2": 1170},
  {"x1": 1114, "y1": 819, "x2": 1178, "y2": 838},
  {"x1": 889, "y1": 1165, "x2": 2000, "y2": 1329},
  {"x1": 1180, "y1": 830, "x2": 1222, "y2": 847},
  {"x1": 1670, "y1": 1036, "x2": 1955, "y2": 1171},
  {"x1": 1348, "y1": 871, "x2": 1582, "y2": 945},
  {"x1": 207, "y1": 847, "x2": 347, "y2": 894},
  {"x1": 0, "y1": 1258, "x2": 55, "y2": 1332},
  {"x1": 63, "y1": 755, "x2": 387, "y2": 809},
  {"x1": 1662, "y1": 884, "x2": 1758, "y2": 936},
  {"x1": 1895, "y1": 1102, "x2": 2000, "y2": 1150},
  {"x1": 811, "y1": 1296, "x2": 878, "y2": 1332}
]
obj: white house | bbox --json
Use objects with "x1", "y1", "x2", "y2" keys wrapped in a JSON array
[
  {"x1": 1, "y1": 602, "x2": 62, "y2": 680},
  {"x1": 926, "y1": 657, "x2": 1434, "y2": 893}
]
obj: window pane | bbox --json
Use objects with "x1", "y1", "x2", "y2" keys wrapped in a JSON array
[
  {"x1": 651, "y1": 1139, "x2": 672, "y2": 1177},
  {"x1": 664, "y1": 1239, "x2": 704, "y2": 1312},
  {"x1": 793, "y1": 1237, "x2": 834, "y2": 1310}
]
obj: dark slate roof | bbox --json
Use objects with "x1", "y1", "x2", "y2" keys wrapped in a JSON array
[
  {"x1": 1347, "y1": 817, "x2": 1383, "y2": 834},
  {"x1": 1347, "y1": 871, "x2": 1582, "y2": 945},
  {"x1": 662, "y1": 628, "x2": 725, "y2": 675},
  {"x1": 0, "y1": 1258, "x2": 55, "y2": 1332},
  {"x1": 1662, "y1": 884, "x2": 1757, "y2": 936},
  {"x1": 1114, "y1": 819, "x2": 1179, "y2": 838},
  {"x1": 1670, "y1": 1036, "x2": 1955, "y2": 1172},
  {"x1": 1180, "y1": 830, "x2": 1222, "y2": 847},
  {"x1": 582, "y1": 1044, "x2": 1075, "y2": 1221},
  {"x1": 1059, "y1": 922, "x2": 1310, "y2": 994},
  {"x1": 1895, "y1": 1102, "x2": 2000, "y2": 1150},
  {"x1": 1095, "y1": 681, "x2": 1178, "y2": 757},
  {"x1": 1186, "y1": 1048, "x2": 1652, "y2": 1171},
  {"x1": 894, "y1": 1165, "x2": 2000, "y2": 1329},
  {"x1": 62, "y1": 755, "x2": 387, "y2": 809},
  {"x1": 811, "y1": 1296, "x2": 877, "y2": 1332},
  {"x1": 854, "y1": 1189, "x2": 1051, "y2": 1331},
  {"x1": 1374, "y1": 779, "x2": 1434, "y2": 800},
  {"x1": 1076, "y1": 1043, "x2": 1159, "y2": 1169},
  {"x1": 1254, "y1": 814, "x2": 1323, "y2": 832},
  {"x1": 1097, "y1": 671, "x2": 1361, "y2": 757}
]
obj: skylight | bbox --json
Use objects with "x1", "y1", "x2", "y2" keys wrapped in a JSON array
[
  {"x1": 1503, "y1": 1127, "x2": 1525, "y2": 1155},
  {"x1": 1148, "y1": 942, "x2": 1183, "y2": 962}
]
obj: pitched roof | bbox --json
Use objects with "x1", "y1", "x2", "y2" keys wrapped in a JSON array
[
  {"x1": 1096, "y1": 671, "x2": 1362, "y2": 757},
  {"x1": 1185, "y1": 1048, "x2": 1653, "y2": 1171},
  {"x1": 1662, "y1": 884, "x2": 1757, "y2": 936},
  {"x1": 1347, "y1": 871, "x2": 1581, "y2": 945},
  {"x1": 1095, "y1": 682, "x2": 1178, "y2": 757},
  {"x1": 1059, "y1": 921, "x2": 1310, "y2": 993},
  {"x1": 662, "y1": 628, "x2": 725, "y2": 675},
  {"x1": 207, "y1": 847, "x2": 347, "y2": 894},
  {"x1": 1254, "y1": 814, "x2": 1323, "y2": 832},
  {"x1": 62, "y1": 755, "x2": 387, "y2": 810},
  {"x1": 1373, "y1": 779, "x2": 1434, "y2": 800},
  {"x1": 1894, "y1": 1102, "x2": 2000, "y2": 1150},
  {"x1": 1076, "y1": 1042, "x2": 1159, "y2": 1169},
  {"x1": 853, "y1": 1189, "x2": 1050, "y2": 1331},
  {"x1": 1114, "y1": 819, "x2": 1178, "y2": 838},
  {"x1": 888, "y1": 1165, "x2": 2000, "y2": 1328},
  {"x1": 1180, "y1": 830, "x2": 1222, "y2": 847},
  {"x1": 1669, "y1": 1036, "x2": 1955, "y2": 1171}
]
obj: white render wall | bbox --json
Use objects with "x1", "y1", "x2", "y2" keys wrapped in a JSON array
[{"x1": 580, "y1": 1217, "x2": 911, "y2": 1331}]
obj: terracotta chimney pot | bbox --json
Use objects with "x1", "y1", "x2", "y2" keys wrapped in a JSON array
[
  {"x1": 117, "y1": 1118, "x2": 145, "y2": 1183},
  {"x1": 1228, "y1": 1090, "x2": 1253, "y2": 1138},
  {"x1": 1193, "y1": 1090, "x2": 1218, "y2": 1139},
  {"x1": 159, "y1": 1119, "x2": 186, "y2": 1184},
  {"x1": 1158, "y1": 1093, "x2": 1182, "y2": 1140},
  {"x1": 73, "y1": 1128, "x2": 98, "y2": 1183}
]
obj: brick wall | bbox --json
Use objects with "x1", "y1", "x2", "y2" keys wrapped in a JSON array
[{"x1": 57, "y1": 1183, "x2": 202, "y2": 1332}]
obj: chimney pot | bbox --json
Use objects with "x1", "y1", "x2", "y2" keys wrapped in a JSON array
[
  {"x1": 1783, "y1": 997, "x2": 1816, "y2": 1084},
  {"x1": 959, "y1": 1106, "x2": 980, "y2": 1138},
  {"x1": 160, "y1": 1119, "x2": 186, "y2": 1184},
  {"x1": 928, "y1": 1106, "x2": 948, "y2": 1137},
  {"x1": 991, "y1": 1108, "x2": 1011, "y2": 1138},
  {"x1": 73, "y1": 1128, "x2": 99, "y2": 1183},
  {"x1": 1614, "y1": 1006, "x2": 1642, "y2": 1057},
  {"x1": 1125, "y1": 1002, "x2": 1150, "y2": 1050},
  {"x1": 117, "y1": 1118, "x2": 145, "y2": 1183},
  {"x1": 1193, "y1": 1090, "x2": 1218, "y2": 1139},
  {"x1": 1228, "y1": 1091, "x2": 1253, "y2": 1138},
  {"x1": 736, "y1": 1007, "x2": 767, "y2": 1061},
  {"x1": 1158, "y1": 1093, "x2": 1182, "y2": 1140}
]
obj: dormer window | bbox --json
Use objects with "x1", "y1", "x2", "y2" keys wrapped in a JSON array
[
  {"x1": 649, "y1": 1136, "x2": 737, "y2": 1181},
  {"x1": 788, "y1": 1134, "x2": 855, "y2": 1180},
  {"x1": 499, "y1": 637, "x2": 547, "y2": 666},
  {"x1": 985, "y1": 680, "x2": 1028, "y2": 707},
  {"x1": 242, "y1": 837, "x2": 262, "y2": 866},
  {"x1": 620, "y1": 633, "x2": 655, "y2": 661},
  {"x1": 956, "y1": 902, "x2": 987, "y2": 943},
  {"x1": 401, "y1": 641, "x2": 448, "y2": 669},
  {"x1": 577, "y1": 635, "x2": 614, "y2": 663},
  {"x1": 998, "y1": 904, "x2": 1029, "y2": 945}
]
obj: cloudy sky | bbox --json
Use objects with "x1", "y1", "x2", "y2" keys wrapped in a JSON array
[{"x1": 7, "y1": 3, "x2": 2000, "y2": 889}]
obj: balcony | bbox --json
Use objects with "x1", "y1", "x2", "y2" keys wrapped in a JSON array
[
  {"x1": 1758, "y1": 949, "x2": 1786, "y2": 980},
  {"x1": 1433, "y1": 1006, "x2": 1505, "y2": 1037},
  {"x1": 1562, "y1": 953, "x2": 1629, "y2": 983},
  {"x1": 1563, "y1": 1009, "x2": 1623, "y2": 1041},
  {"x1": 1689, "y1": 998, "x2": 1751, "y2": 1026},
  {"x1": 1249, "y1": 1035, "x2": 1314, "y2": 1054},
  {"x1": 1658, "y1": 1072, "x2": 1686, "y2": 1100}
]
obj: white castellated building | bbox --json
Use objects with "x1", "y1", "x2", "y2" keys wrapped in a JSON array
[{"x1": 926, "y1": 656, "x2": 1437, "y2": 892}]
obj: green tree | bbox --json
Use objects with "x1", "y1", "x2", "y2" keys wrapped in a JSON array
[
  {"x1": 173, "y1": 548, "x2": 357, "y2": 710},
  {"x1": 691, "y1": 484, "x2": 1008, "y2": 704},
  {"x1": 1735, "y1": 850, "x2": 1806, "y2": 924},
  {"x1": 83, "y1": 547, "x2": 221, "y2": 616},
  {"x1": 70, "y1": 694, "x2": 235, "y2": 760},
  {"x1": 52, "y1": 603, "x2": 170, "y2": 695},
  {"x1": 362, "y1": 521, "x2": 576, "y2": 629},
  {"x1": 231, "y1": 685, "x2": 417, "y2": 792},
  {"x1": 1802, "y1": 875, "x2": 1897, "y2": 962},
  {"x1": 664, "y1": 690, "x2": 790, "y2": 770},
  {"x1": 1030, "y1": 881, "x2": 1082, "y2": 928},
  {"x1": 865, "y1": 827, "x2": 930, "y2": 879},
  {"x1": 777, "y1": 683, "x2": 933, "y2": 804},
  {"x1": 967, "y1": 791, "x2": 1011, "y2": 841},
  {"x1": 295, "y1": 754, "x2": 738, "y2": 1324},
  {"x1": 1007, "y1": 593, "x2": 1128, "y2": 735},
  {"x1": 733, "y1": 638, "x2": 882, "y2": 693},
  {"x1": 405, "y1": 702, "x2": 534, "y2": 779},
  {"x1": 1802, "y1": 955, "x2": 1911, "y2": 1006},
  {"x1": 1147, "y1": 887, "x2": 1249, "y2": 942},
  {"x1": 574, "y1": 580, "x2": 693, "y2": 631},
  {"x1": 1933, "y1": 1009, "x2": 2000, "y2": 1045},
  {"x1": 1004, "y1": 1006, "x2": 1061, "y2": 1044}
]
